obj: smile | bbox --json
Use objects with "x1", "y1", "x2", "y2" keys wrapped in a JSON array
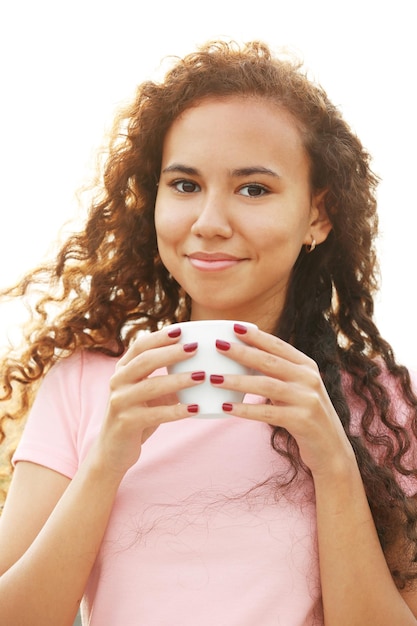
[{"x1": 187, "y1": 252, "x2": 245, "y2": 272}]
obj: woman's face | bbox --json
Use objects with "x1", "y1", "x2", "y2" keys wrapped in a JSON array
[{"x1": 155, "y1": 96, "x2": 330, "y2": 329}]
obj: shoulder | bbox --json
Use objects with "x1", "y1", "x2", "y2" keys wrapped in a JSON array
[
  {"x1": 13, "y1": 350, "x2": 120, "y2": 477},
  {"x1": 36, "y1": 350, "x2": 120, "y2": 428},
  {"x1": 43, "y1": 349, "x2": 119, "y2": 391},
  {"x1": 54, "y1": 349, "x2": 119, "y2": 374}
]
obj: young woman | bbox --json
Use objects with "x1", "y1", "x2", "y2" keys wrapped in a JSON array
[{"x1": 0, "y1": 40, "x2": 417, "y2": 626}]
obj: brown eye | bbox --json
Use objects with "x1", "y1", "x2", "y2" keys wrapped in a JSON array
[
  {"x1": 239, "y1": 184, "x2": 268, "y2": 197},
  {"x1": 173, "y1": 180, "x2": 200, "y2": 193}
]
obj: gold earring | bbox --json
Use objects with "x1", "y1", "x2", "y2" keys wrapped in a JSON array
[{"x1": 306, "y1": 237, "x2": 316, "y2": 253}]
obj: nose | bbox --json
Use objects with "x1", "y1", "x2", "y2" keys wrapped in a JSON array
[{"x1": 190, "y1": 191, "x2": 233, "y2": 239}]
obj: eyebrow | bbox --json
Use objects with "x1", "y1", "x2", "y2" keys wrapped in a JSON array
[
  {"x1": 232, "y1": 166, "x2": 280, "y2": 178},
  {"x1": 161, "y1": 163, "x2": 281, "y2": 178}
]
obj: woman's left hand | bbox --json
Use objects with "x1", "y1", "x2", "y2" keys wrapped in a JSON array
[{"x1": 214, "y1": 324, "x2": 356, "y2": 479}]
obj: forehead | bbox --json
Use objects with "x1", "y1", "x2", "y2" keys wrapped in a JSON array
[
  {"x1": 161, "y1": 96, "x2": 309, "y2": 176},
  {"x1": 167, "y1": 95, "x2": 303, "y2": 139}
]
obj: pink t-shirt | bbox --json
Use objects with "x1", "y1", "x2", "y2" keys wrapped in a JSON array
[{"x1": 13, "y1": 351, "x2": 417, "y2": 625}]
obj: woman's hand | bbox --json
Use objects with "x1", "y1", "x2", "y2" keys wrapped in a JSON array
[
  {"x1": 94, "y1": 327, "x2": 205, "y2": 476},
  {"x1": 212, "y1": 323, "x2": 356, "y2": 479}
]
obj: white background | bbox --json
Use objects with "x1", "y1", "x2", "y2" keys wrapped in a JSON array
[{"x1": 0, "y1": 0, "x2": 416, "y2": 367}]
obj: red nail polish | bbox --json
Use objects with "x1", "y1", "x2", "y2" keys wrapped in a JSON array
[
  {"x1": 187, "y1": 404, "x2": 199, "y2": 413},
  {"x1": 184, "y1": 342, "x2": 198, "y2": 352},
  {"x1": 168, "y1": 327, "x2": 181, "y2": 338},
  {"x1": 191, "y1": 371, "x2": 206, "y2": 381},
  {"x1": 234, "y1": 323, "x2": 247, "y2": 335},
  {"x1": 210, "y1": 374, "x2": 224, "y2": 384},
  {"x1": 216, "y1": 339, "x2": 231, "y2": 351},
  {"x1": 222, "y1": 403, "x2": 233, "y2": 412}
]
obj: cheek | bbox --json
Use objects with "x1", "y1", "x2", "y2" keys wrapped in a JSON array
[
  {"x1": 250, "y1": 218, "x2": 297, "y2": 245},
  {"x1": 154, "y1": 202, "x2": 184, "y2": 260},
  {"x1": 155, "y1": 202, "x2": 174, "y2": 240},
  {"x1": 253, "y1": 214, "x2": 308, "y2": 258},
  {"x1": 154, "y1": 194, "x2": 189, "y2": 231}
]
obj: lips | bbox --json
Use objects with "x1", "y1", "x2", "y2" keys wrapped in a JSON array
[{"x1": 187, "y1": 252, "x2": 245, "y2": 271}]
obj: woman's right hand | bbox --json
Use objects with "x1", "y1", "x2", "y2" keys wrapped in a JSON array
[
  {"x1": 95, "y1": 326, "x2": 204, "y2": 476},
  {"x1": 0, "y1": 329, "x2": 201, "y2": 626}
]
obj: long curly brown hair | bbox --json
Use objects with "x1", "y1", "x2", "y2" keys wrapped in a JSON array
[{"x1": 1, "y1": 40, "x2": 417, "y2": 588}]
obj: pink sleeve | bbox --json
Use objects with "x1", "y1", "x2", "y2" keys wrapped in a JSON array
[{"x1": 12, "y1": 353, "x2": 83, "y2": 478}]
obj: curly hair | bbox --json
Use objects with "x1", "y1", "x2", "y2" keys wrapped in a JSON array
[{"x1": 1, "y1": 39, "x2": 417, "y2": 588}]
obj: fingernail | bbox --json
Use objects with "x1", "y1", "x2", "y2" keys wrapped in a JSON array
[
  {"x1": 168, "y1": 327, "x2": 181, "y2": 338},
  {"x1": 222, "y1": 403, "x2": 233, "y2": 412},
  {"x1": 216, "y1": 339, "x2": 230, "y2": 351},
  {"x1": 191, "y1": 371, "x2": 206, "y2": 381},
  {"x1": 234, "y1": 323, "x2": 247, "y2": 335},
  {"x1": 184, "y1": 342, "x2": 198, "y2": 352},
  {"x1": 187, "y1": 404, "x2": 199, "y2": 414},
  {"x1": 210, "y1": 374, "x2": 224, "y2": 384}
]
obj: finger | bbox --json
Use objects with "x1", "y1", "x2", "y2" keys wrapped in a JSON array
[
  {"x1": 221, "y1": 399, "x2": 317, "y2": 431},
  {"x1": 109, "y1": 369, "x2": 206, "y2": 409},
  {"x1": 118, "y1": 326, "x2": 183, "y2": 367},
  {"x1": 210, "y1": 370, "x2": 327, "y2": 419},
  {"x1": 103, "y1": 402, "x2": 200, "y2": 454},
  {"x1": 209, "y1": 372, "x2": 290, "y2": 404},
  {"x1": 222, "y1": 400, "x2": 281, "y2": 422},
  {"x1": 216, "y1": 336, "x2": 316, "y2": 384},
  {"x1": 233, "y1": 324, "x2": 311, "y2": 366},
  {"x1": 128, "y1": 400, "x2": 201, "y2": 427},
  {"x1": 116, "y1": 340, "x2": 199, "y2": 384}
]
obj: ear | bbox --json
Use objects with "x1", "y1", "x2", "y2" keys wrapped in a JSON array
[{"x1": 304, "y1": 188, "x2": 332, "y2": 246}]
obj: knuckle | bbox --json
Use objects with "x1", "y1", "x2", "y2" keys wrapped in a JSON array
[
  {"x1": 109, "y1": 377, "x2": 119, "y2": 394},
  {"x1": 107, "y1": 389, "x2": 125, "y2": 415},
  {"x1": 310, "y1": 370, "x2": 322, "y2": 391},
  {"x1": 141, "y1": 376, "x2": 159, "y2": 396},
  {"x1": 263, "y1": 377, "x2": 279, "y2": 398},
  {"x1": 273, "y1": 335, "x2": 284, "y2": 349},
  {"x1": 310, "y1": 391, "x2": 323, "y2": 412},
  {"x1": 175, "y1": 403, "x2": 187, "y2": 418},
  {"x1": 301, "y1": 361, "x2": 321, "y2": 389},
  {"x1": 260, "y1": 353, "x2": 277, "y2": 373},
  {"x1": 261, "y1": 403, "x2": 276, "y2": 421}
]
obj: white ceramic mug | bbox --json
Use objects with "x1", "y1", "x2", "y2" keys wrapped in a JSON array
[{"x1": 167, "y1": 319, "x2": 257, "y2": 418}]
